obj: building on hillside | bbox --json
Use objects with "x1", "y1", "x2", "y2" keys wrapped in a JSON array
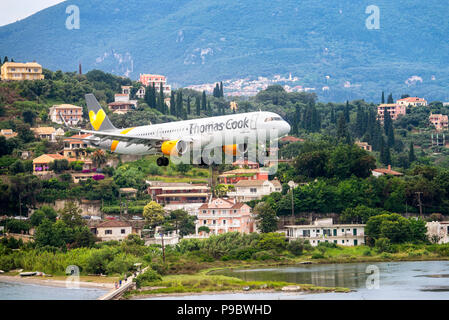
[
  {"x1": 121, "y1": 86, "x2": 132, "y2": 95},
  {"x1": 145, "y1": 229, "x2": 179, "y2": 246},
  {"x1": 31, "y1": 127, "x2": 57, "y2": 142},
  {"x1": 227, "y1": 179, "x2": 282, "y2": 202},
  {"x1": 91, "y1": 220, "x2": 134, "y2": 241},
  {"x1": 195, "y1": 198, "x2": 254, "y2": 235},
  {"x1": 232, "y1": 159, "x2": 259, "y2": 169},
  {"x1": 285, "y1": 218, "x2": 365, "y2": 246},
  {"x1": 146, "y1": 181, "x2": 210, "y2": 205},
  {"x1": 396, "y1": 97, "x2": 427, "y2": 107},
  {"x1": 0, "y1": 62, "x2": 44, "y2": 81},
  {"x1": 0, "y1": 129, "x2": 18, "y2": 139},
  {"x1": 63, "y1": 134, "x2": 92, "y2": 159},
  {"x1": 372, "y1": 165, "x2": 403, "y2": 177},
  {"x1": 108, "y1": 101, "x2": 136, "y2": 114},
  {"x1": 218, "y1": 168, "x2": 269, "y2": 184},
  {"x1": 426, "y1": 221, "x2": 449, "y2": 244},
  {"x1": 49, "y1": 104, "x2": 83, "y2": 125},
  {"x1": 355, "y1": 141, "x2": 372, "y2": 152},
  {"x1": 32, "y1": 154, "x2": 66, "y2": 175},
  {"x1": 377, "y1": 104, "x2": 406, "y2": 122},
  {"x1": 138, "y1": 74, "x2": 171, "y2": 95},
  {"x1": 429, "y1": 114, "x2": 449, "y2": 131}
]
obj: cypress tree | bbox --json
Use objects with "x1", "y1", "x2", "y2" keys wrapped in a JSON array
[
  {"x1": 201, "y1": 91, "x2": 207, "y2": 111},
  {"x1": 344, "y1": 101, "x2": 350, "y2": 123},
  {"x1": 170, "y1": 91, "x2": 176, "y2": 116},
  {"x1": 151, "y1": 83, "x2": 157, "y2": 109},
  {"x1": 330, "y1": 106, "x2": 336, "y2": 124},
  {"x1": 158, "y1": 82, "x2": 164, "y2": 113},
  {"x1": 383, "y1": 110, "x2": 395, "y2": 147},
  {"x1": 207, "y1": 101, "x2": 212, "y2": 115},
  {"x1": 220, "y1": 81, "x2": 224, "y2": 97},
  {"x1": 3, "y1": 56, "x2": 8, "y2": 64},
  {"x1": 408, "y1": 141, "x2": 416, "y2": 163},
  {"x1": 355, "y1": 106, "x2": 364, "y2": 137},
  {"x1": 176, "y1": 91, "x2": 183, "y2": 118},
  {"x1": 186, "y1": 96, "x2": 191, "y2": 115},
  {"x1": 387, "y1": 93, "x2": 394, "y2": 104},
  {"x1": 380, "y1": 138, "x2": 391, "y2": 166},
  {"x1": 337, "y1": 113, "x2": 350, "y2": 144},
  {"x1": 213, "y1": 83, "x2": 220, "y2": 98},
  {"x1": 381, "y1": 91, "x2": 385, "y2": 104},
  {"x1": 195, "y1": 97, "x2": 201, "y2": 116}
]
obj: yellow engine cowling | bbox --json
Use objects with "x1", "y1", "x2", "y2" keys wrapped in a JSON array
[
  {"x1": 161, "y1": 140, "x2": 188, "y2": 156},
  {"x1": 222, "y1": 144, "x2": 238, "y2": 156}
]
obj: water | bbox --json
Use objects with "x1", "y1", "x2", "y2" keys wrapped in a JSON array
[
  {"x1": 145, "y1": 261, "x2": 449, "y2": 300},
  {"x1": 0, "y1": 280, "x2": 108, "y2": 300}
]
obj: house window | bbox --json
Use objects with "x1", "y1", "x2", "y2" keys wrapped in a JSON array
[
  {"x1": 302, "y1": 230, "x2": 310, "y2": 237},
  {"x1": 203, "y1": 220, "x2": 207, "y2": 225},
  {"x1": 342, "y1": 240, "x2": 345, "y2": 244},
  {"x1": 105, "y1": 230, "x2": 112, "y2": 235},
  {"x1": 353, "y1": 228, "x2": 357, "y2": 236},
  {"x1": 354, "y1": 239, "x2": 358, "y2": 246},
  {"x1": 250, "y1": 188, "x2": 257, "y2": 193},
  {"x1": 212, "y1": 220, "x2": 216, "y2": 225},
  {"x1": 333, "y1": 229, "x2": 337, "y2": 236},
  {"x1": 223, "y1": 220, "x2": 226, "y2": 225},
  {"x1": 121, "y1": 229, "x2": 126, "y2": 234}
]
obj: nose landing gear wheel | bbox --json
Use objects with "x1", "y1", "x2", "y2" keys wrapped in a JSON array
[{"x1": 157, "y1": 157, "x2": 169, "y2": 167}]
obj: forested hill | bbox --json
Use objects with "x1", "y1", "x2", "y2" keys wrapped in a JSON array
[{"x1": 1, "y1": 0, "x2": 449, "y2": 102}]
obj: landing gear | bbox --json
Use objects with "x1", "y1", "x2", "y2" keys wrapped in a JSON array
[{"x1": 157, "y1": 157, "x2": 169, "y2": 167}]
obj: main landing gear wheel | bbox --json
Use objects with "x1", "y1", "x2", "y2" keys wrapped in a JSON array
[{"x1": 157, "y1": 157, "x2": 169, "y2": 167}]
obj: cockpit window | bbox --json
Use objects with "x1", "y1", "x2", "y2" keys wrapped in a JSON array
[{"x1": 264, "y1": 117, "x2": 283, "y2": 122}]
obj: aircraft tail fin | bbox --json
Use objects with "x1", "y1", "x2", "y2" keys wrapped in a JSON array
[{"x1": 85, "y1": 94, "x2": 117, "y2": 131}]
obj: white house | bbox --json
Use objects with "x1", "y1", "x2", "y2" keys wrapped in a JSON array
[
  {"x1": 227, "y1": 179, "x2": 282, "y2": 202},
  {"x1": 285, "y1": 218, "x2": 365, "y2": 246},
  {"x1": 93, "y1": 220, "x2": 133, "y2": 241},
  {"x1": 426, "y1": 221, "x2": 449, "y2": 244}
]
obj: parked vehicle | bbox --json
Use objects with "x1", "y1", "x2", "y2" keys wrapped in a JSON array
[
  {"x1": 90, "y1": 216, "x2": 101, "y2": 220},
  {"x1": 132, "y1": 216, "x2": 143, "y2": 220},
  {"x1": 82, "y1": 215, "x2": 91, "y2": 220}
]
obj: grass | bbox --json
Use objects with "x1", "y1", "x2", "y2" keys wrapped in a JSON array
[{"x1": 124, "y1": 273, "x2": 350, "y2": 298}]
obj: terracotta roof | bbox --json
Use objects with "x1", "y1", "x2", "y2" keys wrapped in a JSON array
[
  {"x1": 372, "y1": 167, "x2": 403, "y2": 176},
  {"x1": 199, "y1": 198, "x2": 249, "y2": 210},
  {"x1": 397, "y1": 97, "x2": 426, "y2": 102},
  {"x1": 97, "y1": 221, "x2": 131, "y2": 228},
  {"x1": 108, "y1": 102, "x2": 134, "y2": 106},
  {"x1": 2, "y1": 62, "x2": 42, "y2": 67},
  {"x1": 235, "y1": 180, "x2": 267, "y2": 187},
  {"x1": 64, "y1": 133, "x2": 92, "y2": 143},
  {"x1": 280, "y1": 136, "x2": 303, "y2": 143},
  {"x1": 219, "y1": 168, "x2": 267, "y2": 176},
  {"x1": 33, "y1": 154, "x2": 65, "y2": 164},
  {"x1": 51, "y1": 104, "x2": 82, "y2": 109},
  {"x1": 232, "y1": 159, "x2": 259, "y2": 166},
  {"x1": 31, "y1": 127, "x2": 56, "y2": 135}
]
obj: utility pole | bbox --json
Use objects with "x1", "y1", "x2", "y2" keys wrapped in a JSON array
[
  {"x1": 288, "y1": 181, "x2": 296, "y2": 223},
  {"x1": 160, "y1": 231, "x2": 166, "y2": 264},
  {"x1": 415, "y1": 192, "x2": 423, "y2": 218}
]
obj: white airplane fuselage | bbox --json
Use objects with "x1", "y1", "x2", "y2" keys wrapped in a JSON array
[{"x1": 89, "y1": 111, "x2": 291, "y2": 156}]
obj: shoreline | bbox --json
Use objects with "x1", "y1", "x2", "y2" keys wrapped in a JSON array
[
  {"x1": 130, "y1": 289, "x2": 311, "y2": 300},
  {"x1": 0, "y1": 275, "x2": 114, "y2": 290}
]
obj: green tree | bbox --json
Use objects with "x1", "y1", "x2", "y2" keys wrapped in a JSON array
[
  {"x1": 408, "y1": 141, "x2": 416, "y2": 164},
  {"x1": 59, "y1": 201, "x2": 84, "y2": 228},
  {"x1": 143, "y1": 201, "x2": 165, "y2": 230},
  {"x1": 254, "y1": 202, "x2": 278, "y2": 233}
]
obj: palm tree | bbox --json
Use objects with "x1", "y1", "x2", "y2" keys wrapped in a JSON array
[{"x1": 91, "y1": 149, "x2": 107, "y2": 169}]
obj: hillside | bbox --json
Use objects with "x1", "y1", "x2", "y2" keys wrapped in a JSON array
[{"x1": 0, "y1": 0, "x2": 448, "y2": 102}]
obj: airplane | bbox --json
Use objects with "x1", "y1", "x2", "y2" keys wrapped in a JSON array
[{"x1": 62, "y1": 94, "x2": 291, "y2": 166}]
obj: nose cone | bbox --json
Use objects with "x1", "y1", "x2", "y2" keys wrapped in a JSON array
[{"x1": 282, "y1": 121, "x2": 291, "y2": 136}]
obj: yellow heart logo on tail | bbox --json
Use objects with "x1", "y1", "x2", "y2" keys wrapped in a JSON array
[{"x1": 89, "y1": 110, "x2": 106, "y2": 131}]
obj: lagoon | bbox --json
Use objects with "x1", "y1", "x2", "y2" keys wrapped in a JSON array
[{"x1": 146, "y1": 261, "x2": 449, "y2": 300}]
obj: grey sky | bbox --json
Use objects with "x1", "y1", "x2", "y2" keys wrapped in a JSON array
[{"x1": 0, "y1": 0, "x2": 66, "y2": 26}]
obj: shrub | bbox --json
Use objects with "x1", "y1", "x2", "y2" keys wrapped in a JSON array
[
  {"x1": 134, "y1": 269, "x2": 162, "y2": 288},
  {"x1": 311, "y1": 252, "x2": 325, "y2": 259},
  {"x1": 252, "y1": 250, "x2": 277, "y2": 261},
  {"x1": 375, "y1": 238, "x2": 393, "y2": 253},
  {"x1": 287, "y1": 239, "x2": 305, "y2": 256}
]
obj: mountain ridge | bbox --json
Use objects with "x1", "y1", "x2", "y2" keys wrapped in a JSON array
[{"x1": 0, "y1": 0, "x2": 448, "y2": 102}]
